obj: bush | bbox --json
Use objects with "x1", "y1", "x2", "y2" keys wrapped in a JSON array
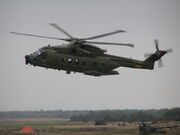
[{"x1": 94, "y1": 120, "x2": 106, "y2": 125}]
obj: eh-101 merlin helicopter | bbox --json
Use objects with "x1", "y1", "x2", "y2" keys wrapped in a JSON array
[{"x1": 11, "y1": 23, "x2": 173, "y2": 76}]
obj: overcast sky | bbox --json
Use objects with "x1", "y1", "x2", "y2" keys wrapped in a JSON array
[{"x1": 0, "y1": 0, "x2": 180, "y2": 111}]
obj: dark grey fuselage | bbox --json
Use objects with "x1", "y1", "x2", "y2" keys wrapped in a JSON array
[{"x1": 25, "y1": 44, "x2": 157, "y2": 76}]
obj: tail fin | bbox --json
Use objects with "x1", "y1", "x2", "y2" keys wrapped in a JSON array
[
  {"x1": 143, "y1": 39, "x2": 172, "y2": 69},
  {"x1": 143, "y1": 50, "x2": 167, "y2": 69}
]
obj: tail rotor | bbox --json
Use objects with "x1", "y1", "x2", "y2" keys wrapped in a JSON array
[{"x1": 144, "y1": 39, "x2": 173, "y2": 67}]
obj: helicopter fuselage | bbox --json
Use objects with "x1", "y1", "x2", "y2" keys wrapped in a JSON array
[{"x1": 25, "y1": 45, "x2": 155, "y2": 76}]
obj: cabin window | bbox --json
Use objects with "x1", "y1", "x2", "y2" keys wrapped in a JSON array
[
  {"x1": 61, "y1": 58, "x2": 65, "y2": 62},
  {"x1": 93, "y1": 62, "x2": 97, "y2": 67},
  {"x1": 68, "y1": 58, "x2": 72, "y2": 63},
  {"x1": 75, "y1": 59, "x2": 79, "y2": 64},
  {"x1": 82, "y1": 61, "x2": 86, "y2": 65}
]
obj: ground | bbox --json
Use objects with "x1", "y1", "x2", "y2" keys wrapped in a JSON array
[{"x1": 0, "y1": 118, "x2": 180, "y2": 135}]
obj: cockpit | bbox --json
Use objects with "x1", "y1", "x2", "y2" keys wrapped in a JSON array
[
  {"x1": 32, "y1": 49, "x2": 42, "y2": 57},
  {"x1": 31, "y1": 48, "x2": 47, "y2": 57},
  {"x1": 25, "y1": 48, "x2": 47, "y2": 65}
]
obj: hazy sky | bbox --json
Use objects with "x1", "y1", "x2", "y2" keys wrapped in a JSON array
[{"x1": 0, "y1": 0, "x2": 180, "y2": 111}]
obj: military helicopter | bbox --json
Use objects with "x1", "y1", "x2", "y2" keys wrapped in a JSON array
[{"x1": 11, "y1": 23, "x2": 172, "y2": 76}]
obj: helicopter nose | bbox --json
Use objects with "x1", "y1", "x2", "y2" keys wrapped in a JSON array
[{"x1": 25, "y1": 55, "x2": 30, "y2": 64}]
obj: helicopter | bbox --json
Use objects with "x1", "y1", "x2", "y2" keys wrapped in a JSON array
[{"x1": 11, "y1": 23, "x2": 173, "y2": 76}]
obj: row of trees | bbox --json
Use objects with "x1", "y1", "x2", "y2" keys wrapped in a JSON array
[
  {"x1": 0, "y1": 110, "x2": 88, "y2": 118},
  {"x1": 71, "y1": 108, "x2": 180, "y2": 122},
  {"x1": 1, "y1": 108, "x2": 180, "y2": 122}
]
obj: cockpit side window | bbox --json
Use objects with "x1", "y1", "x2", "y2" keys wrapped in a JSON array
[{"x1": 67, "y1": 58, "x2": 72, "y2": 63}]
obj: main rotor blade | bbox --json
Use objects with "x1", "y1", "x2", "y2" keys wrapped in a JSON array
[
  {"x1": 83, "y1": 30, "x2": 126, "y2": 40},
  {"x1": 50, "y1": 23, "x2": 74, "y2": 39},
  {"x1": 10, "y1": 32, "x2": 67, "y2": 41},
  {"x1": 86, "y1": 41, "x2": 134, "y2": 48}
]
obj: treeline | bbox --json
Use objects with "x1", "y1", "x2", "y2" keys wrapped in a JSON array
[
  {"x1": 71, "y1": 108, "x2": 180, "y2": 122},
  {"x1": 1, "y1": 108, "x2": 180, "y2": 122},
  {"x1": 0, "y1": 110, "x2": 88, "y2": 118}
]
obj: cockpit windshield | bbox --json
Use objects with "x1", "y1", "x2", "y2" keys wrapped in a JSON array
[
  {"x1": 32, "y1": 49, "x2": 42, "y2": 56},
  {"x1": 31, "y1": 48, "x2": 46, "y2": 57},
  {"x1": 31, "y1": 48, "x2": 47, "y2": 59}
]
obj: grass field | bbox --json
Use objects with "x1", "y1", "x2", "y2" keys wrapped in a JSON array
[{"x1": 0, "y1": 118, "x2": 180, "y2": 135}]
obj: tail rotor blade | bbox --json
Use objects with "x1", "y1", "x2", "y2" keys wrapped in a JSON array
[
  {"x1": 158, "y1": 58, "x2": 163, "y2": 67},
  {"x1": 155, "y1": 39, "x2": 159, "y2": 51},
  {"x1": 165, "y1": 48, "x2": 173, "y2": 53}
]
